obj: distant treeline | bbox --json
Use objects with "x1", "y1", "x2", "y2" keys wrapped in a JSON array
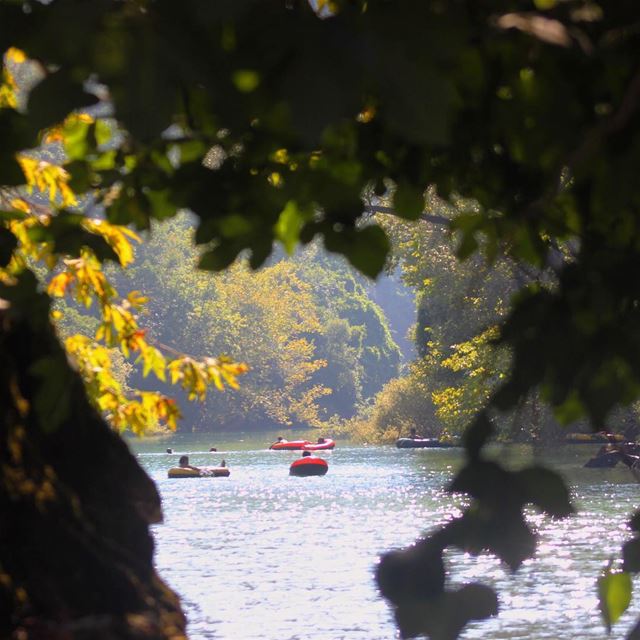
[
  {"x1": 347, "y1": 205, "x2": 640, "y2": 444},
  {"x1": 58, "y1": 212, "x2": 401, "y2": 432}
]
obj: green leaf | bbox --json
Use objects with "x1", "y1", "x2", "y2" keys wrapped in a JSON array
[
  {"x1": 91, "y1": 150, "x2": 117, "y2": 171},
  {"x1": 145, "y1": 189, "x2": 178, "y2": 221},
  {"x1": 198, "y1": 245, "x2": 240, "y2": 271},
  {"x1": 534, "y1": 0, "x2": 557, "y2": 9},
  {"x1": 176, "y1": 140, "x2": 207, "y2": 165},
  {"x1": 456, "y1": 231, "x2": 478, "y2": 261},
  {"x1": 551, "y1": 390, "x2": 585, "y2": 425},
  {"x1": 232, "y1": 69, "x2": 260, "y2": 93},
  {"x1": 94, "y1": 119, "x2": 113, "y2": 146},
  {"x1": 63, "y1": 118, "x2": 94, "y2": 161},
  {"x1": 598, "y1": 565, "x2": 632, "y2": 632},
  {"x1": 274, "y1": 200, "x2": 305, "y2": 254},
  {"x1": 66, "y1": 161, "x2": 92, "y2": 193},
  {"x1": 343, "y1": 225, "x2": 390, "y2": 278},
  {"x1": 393, "y1": 181, "x2": 424, "y2": 220}
]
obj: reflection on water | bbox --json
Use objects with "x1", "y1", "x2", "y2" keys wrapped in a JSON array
[{"x1": 132, "y1": 435, "x2": 640, "y2": 639}]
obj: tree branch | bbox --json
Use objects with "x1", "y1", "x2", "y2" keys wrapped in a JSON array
[{"x1": 364, "y1": 204, "x2": 452, "y2": 228}]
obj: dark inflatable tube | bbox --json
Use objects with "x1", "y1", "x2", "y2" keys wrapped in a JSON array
[
  {"x1": 565, "y1": 433, "x2": 625, "y2": 444},
  {"x1": 396, "y1": 438, "x2": 459, "y2": 449},
  {"x1": 168, "y1": 467, "x2": 230, "y2": 478},
  {"x1": 289, "y1": 458, "x2": 328, "y2": 477},
  {"x1": 584, "y1": 451, "x2": 621, "y2": 468}
]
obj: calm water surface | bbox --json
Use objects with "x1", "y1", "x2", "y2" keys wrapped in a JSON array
[{"x1": 132, "y1": 434, "x2": 640, "y2": 639}]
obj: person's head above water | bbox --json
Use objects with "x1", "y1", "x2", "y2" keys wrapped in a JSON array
[
  {"x1": 209, "y1": 447, "x2": 217, "y2": 452},
  {"x1": 302, "y1": 451, "x2": 311, "y2": 457},
  {"x1": 166, "y1": 448, "x2": 173, "y2": 454},
  {"x1": 179, "y1": 455, "x2": 189, "y2": 467}
]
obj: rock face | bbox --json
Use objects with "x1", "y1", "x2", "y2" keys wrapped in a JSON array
[{"x1": 0, "y1": 280, "x2": 187, "y2": 639}]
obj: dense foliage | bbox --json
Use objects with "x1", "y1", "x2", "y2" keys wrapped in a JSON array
[
  {"x1": 356, "y1": 208, "x2": 566, "y2": 444},
  {"x1": 3, "y1": 0, "x2": 640, "y2": 638},
  {"x1": 112, "y1": 214, "x2": 400, "y2": 431}
]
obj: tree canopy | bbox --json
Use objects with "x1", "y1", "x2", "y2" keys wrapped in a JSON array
[
  {"x1": 2, "y1": 0, "x2": 640, "y2": 638},
  {"x1": 114, "y1": 215, "x2": 400, "y2": 431}
]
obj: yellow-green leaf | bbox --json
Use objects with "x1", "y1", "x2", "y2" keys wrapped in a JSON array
[
  {"x1": 232, "y1": 69, "x2": 260, "y2": 93},
  {"x1": 274, "y1": 200, "x2": 305, "y2": 255},
  {"x1": 598, "y1": 565, "x2": 632, "y2": 632}
]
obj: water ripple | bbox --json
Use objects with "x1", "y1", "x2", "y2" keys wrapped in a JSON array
[{"x1": 132, "y1": 441, "x2": 640, "y2": 639}]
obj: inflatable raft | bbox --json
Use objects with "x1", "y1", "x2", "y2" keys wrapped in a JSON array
[
  {"x1": 396, "y1": 438, "x2": 459, "y2": 449},
  {"x1": 565, "y1": 433, "x2": 625, "y2": 444},
  {"x1": 269, "y1": 439, "x2": 335, "y2": 451},
  {"x1": 303, "y1": 438, "x2": 335, "y2": 451},
  {"x1": 168, "y1": 467, "x2": 230, "y2": 478},
  {"x1": 289, "y1": 457, "x2": 328, "y2": 477},
  {"x1": 270, "y1": 440, "x2": 310, "y2": 451},
  {"x1": 584, "y1": 450, "x2": 622, "y2": 468},
  {"x1": 584, "y1": 443, "x2": 640, "y2": 468}
]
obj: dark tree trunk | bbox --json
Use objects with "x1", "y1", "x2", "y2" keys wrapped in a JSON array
[{"x1": 0, "y1": 278, "x2": 187, "y2": 639}]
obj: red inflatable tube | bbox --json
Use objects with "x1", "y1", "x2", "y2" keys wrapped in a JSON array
[
  {"x1": 302, "y1": 438, "x2": 335, "y2": 451},
  {"x1": 269, "y1": 440, "x2": 310, "y2": 450},
  {"x1": 289, "y1": 457, "x2": 328, "y2": 477}
]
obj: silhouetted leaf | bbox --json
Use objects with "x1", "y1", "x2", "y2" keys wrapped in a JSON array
[
  {"x1": 516, "y1": 466, "x2": 574, "y2": 517},
  {"x1": 28, "y1": 211, "x2": 118, "y2": 263},
  {"x1": 0, "y1": 227, "x2": 17, "y2": 267},
  {"x1": 394, "y1": 583, "x2": 498, "y2": 640},
  {"x1": 27, "y1": 70, "x2": 97, "y2": 133},
  {"x1": 630, "y1": 511, "x2": 640, "y2": 533},
  {"x1": 462, "y1": 412, "x2": 494, "y2": 459},
  {"x1": 377, "y1": 543, "x2": 445, "y2": 606},
  {"x1": 623, "y1": 539, "x2": 640, "y2": 573},
  {"x1": 393, "y1": 182, "x2": 424, "y2": 220}
]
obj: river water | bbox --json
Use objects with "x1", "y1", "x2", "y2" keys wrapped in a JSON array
[{"x1": 132, "y1": 434, "x2": 640, "y2": 639}]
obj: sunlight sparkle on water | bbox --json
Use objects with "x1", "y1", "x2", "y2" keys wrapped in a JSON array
[{"x1": 134, "y1": 439, "x2": 640, "y2": 639}]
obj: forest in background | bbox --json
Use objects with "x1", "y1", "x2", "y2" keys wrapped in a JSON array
[
  {"x1": 50, "y1": 207, "x2": 547, "y2": 439},
  {"x1": 78, "y1": 212, "x2": 401, "y2": 432},
  {"x1": 56, "y1": 202, "x2": 636, "y2": 443}
]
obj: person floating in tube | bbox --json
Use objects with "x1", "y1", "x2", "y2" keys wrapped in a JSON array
[
  {"x1": 178, "y1": 455, "x2": 200, "y2": 471},
  {"x1": 409, "y1": 427, "x2": 424, "y2": 440}
]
